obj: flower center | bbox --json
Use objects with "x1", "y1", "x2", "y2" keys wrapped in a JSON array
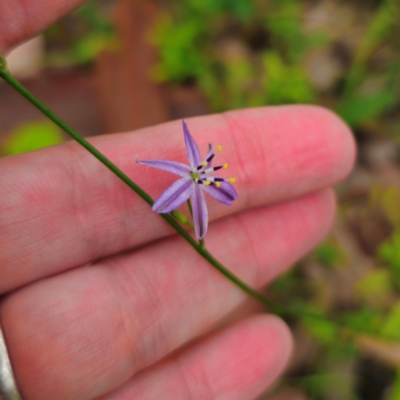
[{"x1": 192, "y1": 145, "x2": 236, "y2": 187}]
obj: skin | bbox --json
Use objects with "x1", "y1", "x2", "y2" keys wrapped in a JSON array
[{"x1": 0, "y1": 2, "x2": 356, "y2": 399}]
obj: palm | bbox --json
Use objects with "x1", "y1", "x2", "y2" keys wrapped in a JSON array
[{"x1": 0, "y1": 2, "x2": 355, "y2": 399}]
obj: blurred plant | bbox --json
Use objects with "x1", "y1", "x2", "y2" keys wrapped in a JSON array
[
  {"x1": 337, "y1": 0, "x2": 400, "y2": 129},
  {"x1": 379, "y1": 230, "x2": 400, "y2": 283},
  {"x1": 0, "y1": 120, "x2": 64, "y2": 156},
  {"x1": 150, "y1": 0, "x2": 321, "y2": 111},
  {"x1": 266, "y1": 184, "x2": 400, "y2": 398},
  {"x1": 313, "y1": 239, "x2": 346, "y2": 269},
  {"x1": 150, "y1": 0, "x2": 400, "y2": 134},
  {"x1": 44, "y1": 0, "x2": 119, "y2": 66}
]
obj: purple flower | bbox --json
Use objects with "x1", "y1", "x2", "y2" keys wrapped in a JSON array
[{"x1": 137, "y1": 120, "x2": 238, "y2": 239}]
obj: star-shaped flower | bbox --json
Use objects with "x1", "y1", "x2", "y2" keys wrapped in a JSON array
[{"x1": 137, "y1": 120, "x2": 238, "y2": 239}]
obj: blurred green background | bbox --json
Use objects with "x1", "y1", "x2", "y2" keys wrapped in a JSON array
[{"x1": 1, "y1": 0, "x2": 400, "y2": 399}]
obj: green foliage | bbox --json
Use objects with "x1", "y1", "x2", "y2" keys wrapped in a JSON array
[
  {"x1": 344, "y1": 0, "x2": 400, "y2": 94},
  {"x1": 262, "y1": 50, "x2": 315, "y2": 104},
  {"x1": 266, "y1": 0, "x2": 310, "y2": 62},
  {"x1": 150, "y1": 14, "x2": 205, "y2": 82},
  {"x1": 370, "y1": 185, "x2": 400, "y2": 226},
  {"x1": 313, "y1": 240, "x2": 345, "y2": 268},
  {"x1": 387, "y1": 369, "x2": 400, "y2": 400},
  {"x1": 341, "y1": 309, "x2": 383, "y2": 335},
  {"x1": 380, "y1": 301, "x2": 400, "y2": 340},
  {"x1": 355, "y1": 269, "x2": 394, "y2": 308},
  {"x1": 1, "y1": 121, "x2": 64, "y2": 156},
  {"x1": 303, "y1": 314, "x2": 338, "y2": 345},
  {"x1": 150, "y1": 0, "x2": 322, "y2": 111},
  {"x1": 299, "y1": 373, "x2": 360, "y2": 400},
  {"x1": 151, "y1": 0, "x2": 400, "y2": 132},
  {"x1": 378, "y1": 230, "x2": 400, "y2": 281},
  {"x1": 44, "y1": 0, "x2": 118, "y2": 66},
  {"x1": 337, "y1": 90, "x2": 397, "y2": 128}
]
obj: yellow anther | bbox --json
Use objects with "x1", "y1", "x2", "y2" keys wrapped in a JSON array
[
  {"x1": 204, "y1": 181, "x2": 211, "y2": 186},
  {"x1": 215, "y1": 182, "x2": 221, "y2": 188},
  {"x1": 201, "y1": 161, "x2": 207, "y2": 167},
  {"x1": 217, "y1": 145, "x2": 222, "y2": 152},
  {"x1": 223, "y1": 163, "x2": 228, "y2": 169},
  {"x1": 229, "y1": 178, "x2": 236, "y2": 183}
]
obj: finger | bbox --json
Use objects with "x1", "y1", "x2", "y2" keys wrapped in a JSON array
[
  {"x1": 1, "y1": 189, "x2": 334, "y2": 400},
  {"x1": 99, "y1": 315, "x2": 292, "y2": 400},
  {"x1": 0, "y1": 0, "x2": 86, "y2": 52},
  {"x1": 0, "y1": 106, "x2": 355, "y2": 292}
]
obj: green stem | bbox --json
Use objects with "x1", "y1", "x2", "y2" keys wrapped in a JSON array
[
  {"x1": 0, "y1": 53, "x2": 8, "y2": 73},
  {"x1": 0, "y1": 66, "x2": 369, "y2": 337}
]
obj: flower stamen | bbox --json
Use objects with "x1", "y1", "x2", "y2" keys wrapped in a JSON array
[
  {"x1": 201, "y1": 165, "x2": 226, "y2": 174},
  {"x1": 206, "y1": 153, "x2": 215, "y2": 163},
  {"x1": 202, "y1": 176, "x2": 237, "y2": 187}
]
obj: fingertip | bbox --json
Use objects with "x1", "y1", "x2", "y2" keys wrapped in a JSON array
[
  {"x1": 222, "y1": 105, "x2": 356, "y2": 206},
  {"x1": 211, "y1": 314, "x2": 293, "y2": 399},
  {"x1": 295, "y1": 105, "x2": 357, "y2": 183},
  {"x1": 248, "y1": 314, "x2": 293, "y2": 375}
]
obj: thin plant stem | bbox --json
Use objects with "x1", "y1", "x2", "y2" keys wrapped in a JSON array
[
  {"x1": 0, "y1": 65, "x2": 380, "y2": 338},
  {"x1": 0, "y1": 53, "x2": 7, "y2": 72}
]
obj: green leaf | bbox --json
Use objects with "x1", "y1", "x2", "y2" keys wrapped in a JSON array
[
  {"x1": 381, "y1": 301, "x2": 400, "y2": 340},
  {"x1": 337, "y1": 91, "x2": 396, "y2": 127},
  {"x1": 1, "y1": 120, "x2": 64, "y2": 155},
  {"x1": 71, "y1": 34, "x2": 117, "y2": 64},
  {"x1": 300, "y1": 304, "x2": 338, "y2": 345},
  {"x1": 341, "y1": 309, "x2": 383, "y2": 334},
  {"x1": 303, "y1": 316, "x2": 338, "y2": 345},
  {"x1": 313, "y1": 240, "x2": 345, "y2": 268},
  {"x1": 262, "y1": 50, "x2": 315, "y2": 104}
]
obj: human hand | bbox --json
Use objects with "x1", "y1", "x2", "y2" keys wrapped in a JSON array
[{"x1": 0, "y1": 2, "x2": 356, "y2": 399}]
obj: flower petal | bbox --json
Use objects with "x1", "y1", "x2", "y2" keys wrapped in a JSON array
[
  {"x1": 202, "y1": 181, "x2": 238, "y2": 205},
  {"x1": 182, "y1": 120, "x2": 201, "y2": 169},
  {"x1": 191, "y1": 184, "x2": 208, "y2": 239},
  {"x1": 136, "y1": 159, "x2": 191, "y2": 177},
  {"x1": 152, "y1": 178, "x2": 194, "y2": 213}
]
